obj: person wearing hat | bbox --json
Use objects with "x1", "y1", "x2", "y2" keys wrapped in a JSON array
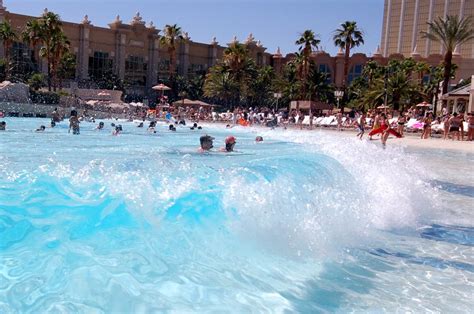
[
  {"x1": 221, "y1": 135, "x2": 236, "y2": 152},
  {"x1": 199, "y1": 135, "x2": 215, "y2": 152}
]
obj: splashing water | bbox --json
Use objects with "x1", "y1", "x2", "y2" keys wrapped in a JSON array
[{"x1": 0, "y1": 118, "x2": 472, "y2": 312}]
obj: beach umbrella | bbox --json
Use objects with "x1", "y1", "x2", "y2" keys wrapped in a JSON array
[
  {"x1": 416, "y1": 101, "x2": 431, "y2": 107},
  {"x1": 152, "y1": 83, "x2": 171, "y2": 101},
  {"x1": 152, "y1": 83, "x2": 171, "y2": 91}
]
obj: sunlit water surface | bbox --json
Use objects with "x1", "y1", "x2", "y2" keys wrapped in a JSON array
[{"x1": 1, "y1": 118, "x2": 473, "y2": 312}]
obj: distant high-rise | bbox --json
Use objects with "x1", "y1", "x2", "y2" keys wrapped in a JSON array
[{"x1": 381, "y1": 0, "x2": 473, "y2": 58}]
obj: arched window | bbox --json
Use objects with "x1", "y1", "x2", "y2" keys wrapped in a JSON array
[
  {"x1": 318, "y1": 64, "x2": 332, "y2": 83},
  {"x1": 348, "y1": 64, "x2": 363, "y2": 83}
]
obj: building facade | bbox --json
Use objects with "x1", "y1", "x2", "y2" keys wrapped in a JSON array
[
  {"x1": 0, "y1": 4, "x2": 270, "y2": 97},
  {"x1": 0, "y1": 1, "x2": 472, "y2": 98},
  {"x1": 380, "y1": 0, "x2": 474, "y2": 81}
]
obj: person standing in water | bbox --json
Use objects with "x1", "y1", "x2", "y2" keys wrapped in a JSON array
[
  {"x1": 69, "y1": 110, "x2": 80, "y2": 135},
  {"x1": 355, "y1": 113, "x2": 366, "y2": 140}
]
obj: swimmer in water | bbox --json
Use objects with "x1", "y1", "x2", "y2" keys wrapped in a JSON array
[
  {"x1": 36, "y1": 125, "x2": 46, "y2": 132},
  {"x1": 96, "y1": 121, "x2": 104, "y2": 130},
  {"x1": 255, "y1": 136, "x2": 263, "y2": 142},
  {"x1": 220, "y1": 135, "x2": 236, "y2": 152},
  {"x1": 69, "y1": 110, "x2": 80, "y2": 135},
  {"x1": 198, "y1": 135, "x2": 214, "y2": 152},
  {"x1": 0, "y1": 121, "x2": 5, "y2": 131},
  {"x1": 112, "y1": 125, "x2": 122, "y2": 136}
]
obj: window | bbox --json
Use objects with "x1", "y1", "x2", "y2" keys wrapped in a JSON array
[
  {"x1": 125, "y1": 56, "x2": 147, "y2": 86},
  {"x1": 318, "y1": 64, "x2": 332, "y2": 83},
  {"x1": 88, "y1": 51, "x2": 113, "y2": 79},
  {"x1": 348, "y1": 64, "x2": 363, "y2": 84},
  {"x1": 11, "y1": 42, "x2": 37, "y2": 77}
]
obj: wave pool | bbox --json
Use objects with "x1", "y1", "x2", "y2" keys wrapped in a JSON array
[{"x1": 0, "y1": 118, "x2": 473, "y2": 312}]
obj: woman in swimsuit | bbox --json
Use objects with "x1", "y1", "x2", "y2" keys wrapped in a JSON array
[
  {"x1": 397, "y1": 112, "x2": 406, "y2": 137},
  {"x1": 421, "y1": 113, "x2": 433, "y2": 139},
  {"x1": 443, "y1": 113, "x2": 450, "y2": 140}
]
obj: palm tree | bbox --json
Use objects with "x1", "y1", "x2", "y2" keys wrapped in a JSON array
[
  {"x1": 160, "y1": 24, "x2": 183, "y2": 79},
  {"x1": 421, "y1": 15, "x2": 474, "y2": 96},
  {"x1": 333, "y1": 21, "x2": 364, "y2": 88},
  {"x1": 0, "y1": 20, "x2": 18, "y2": 79},
  {"x1": 22, "y1": 19, "x2": 43, "y2": 71},
  {"x1": 295, "y1": 30, "x2": 320, "y2": 96},
  {"x1": 414, "y1": 61, "x2": 430, "y2": 86},
  {"x1": 38, "y1": 11, "x2": 63, "y2": 90},
  {"x1": 50, "y1": 32, "x2": 70, "y2": 90}
]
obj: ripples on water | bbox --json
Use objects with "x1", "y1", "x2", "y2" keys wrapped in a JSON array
[{"x1": 0, "y1": 118, "x2": 473, "y2": 312}]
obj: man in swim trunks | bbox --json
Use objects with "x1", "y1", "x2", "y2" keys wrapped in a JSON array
[
  {"x1": 199, "y1": 135, "x2": 214, "y2": 152},
  {"x1": 69, "y1": 110, "x2": 80, "y2": 135},
  {"x1": 356, "y1": 113, "x2": 366, "y2": 140},
  {"x1": 448, "y1": 112, "x2": 462, "y2": 141}
]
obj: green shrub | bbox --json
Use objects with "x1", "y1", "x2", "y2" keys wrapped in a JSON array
[{"x1": 29, "y1": 90, "x2": 60, "y2": 104}]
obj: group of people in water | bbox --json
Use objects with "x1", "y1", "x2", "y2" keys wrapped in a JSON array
[
  {"x1": 2, "y1": 105, "x2": 474, "y2": 145},
  {"x1": 8, "y1": 108, "x2": 264, "y2": 153}
]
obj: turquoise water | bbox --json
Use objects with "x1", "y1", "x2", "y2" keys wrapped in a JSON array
[{"x1": 1, "y1": 118, "x2": 473, "y2": 312}]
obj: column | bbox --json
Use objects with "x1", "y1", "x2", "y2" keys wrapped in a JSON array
[
  {"x1": 383, "y1": 0, "x2": 392, "y2": 57},
  {"x1": 397, "y1": 0, "x2": 406, "y2": 53},
  {"x1": 178, "y1": 41, "x2": 189, "y2": 77},
  {"x1": 146, "y1": 37, "x2": 159, "y2": 90},
  {"x1": 114, "y1": 32, "x2": 126, "y2": 80},
  {"x1": 411, "y1": 0, "x2": 420, "y2": 52},
  {"x1": 0, "y1": 4, "x2": 5, "y2": 59},
  {"x1": 425, "y1": 0, "x2": 435, "y2": 57},
  {"x1": 78, "y1": 25, "x2": 91, "y2": 80},
  {"x1": 208, "y1": 43, "x2": 218, "y2": 68},
  {"x1": 440, "y1": 0, "x2": 450, "y2": 54}
]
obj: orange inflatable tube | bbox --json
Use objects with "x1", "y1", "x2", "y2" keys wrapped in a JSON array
[{"x1": 238, "y1": 119, "x2": 249, "y2": 126}]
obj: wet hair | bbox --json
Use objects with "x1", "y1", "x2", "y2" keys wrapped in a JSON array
[
  {"x1": 197, "y1": 126, "x2": 202, "y2": 129},
  {"x1": 51, "y1": 121, "x2": 56, "y2": 127},
  {"x1": 111, "y1": 123, "x2": 116, "y2": 127},
  {"x1": 0, "y1": 121, "x2": 5, "y2": 125},
  {"x1": 99, "y1": 122, "x2": 104, "y2": 125},
  {"x1": 70, "y1": 110, "x2": 77, "y2": 117},
  {"x1": 255, "y1": 136, "x2": 263, "y2": 142},
  {"x1": 193, "y1": 123, "x2": 198, "y2": 128},
  {"x1": 200, "y1": 135, "x2": 214, "y2": 148},
  {"x1": 190, "y1": 127, "x2": 195, "y2": 130}
]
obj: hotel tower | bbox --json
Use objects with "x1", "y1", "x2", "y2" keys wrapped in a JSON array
[{"x1": 381, "y1": 0, "x2": 473, "y2": 58}]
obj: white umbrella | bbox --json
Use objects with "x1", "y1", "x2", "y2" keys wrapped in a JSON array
[{"x1": 416, "y1": 101, "x2": 431, "y2": 107}]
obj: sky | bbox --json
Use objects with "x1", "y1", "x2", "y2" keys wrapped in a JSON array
[{"x1": 7, "y1": 0, "x2": 384, "y2": 56}]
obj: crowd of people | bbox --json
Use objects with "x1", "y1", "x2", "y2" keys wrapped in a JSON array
[{"x1": 1, "y1": 105, "x2": 473, "y2": 144}]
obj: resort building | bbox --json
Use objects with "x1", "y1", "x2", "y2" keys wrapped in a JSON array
[
  {"x1": 0, "y1": 0, "x2": 472, "y2": 98},
  {"x1": 380, "y1": 0, "x2": 474, "y2": 80},
  {"x1": 0, "y1": 3, "x2": 270, "y2": 97}
]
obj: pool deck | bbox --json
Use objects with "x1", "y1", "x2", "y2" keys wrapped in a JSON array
[{"x1": 314, "y1": 127, "x2": 474, "y2": 153}]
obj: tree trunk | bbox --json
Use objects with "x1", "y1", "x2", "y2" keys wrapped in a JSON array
[
  {"x1": 343, "y1": 44, "x2": 350, "y2": 88},
  {"x1": 442, "y1": 50, "x2": 452, "y2": 95},
  {"x1": 437, "y1": 50, "x2": 452, "y2": 116},
  {"x1": 169, "y1": 47, "x2": 175, "y2": 79}
]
